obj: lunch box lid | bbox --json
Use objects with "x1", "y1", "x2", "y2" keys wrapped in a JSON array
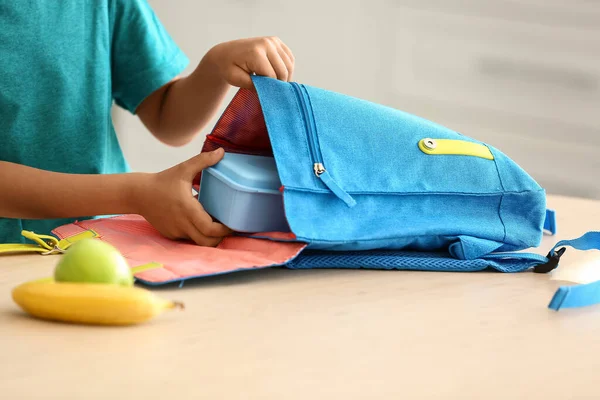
[{"x1": 205, "y1": 152, "x2": 282, "y2": 194}]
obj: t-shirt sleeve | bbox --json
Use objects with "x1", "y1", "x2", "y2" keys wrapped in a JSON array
[{"x1": 110, "y1": 0, "x2": 189, "y2": 114}]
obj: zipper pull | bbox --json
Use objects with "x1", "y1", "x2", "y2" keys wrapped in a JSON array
[
  {"x1": 313, "y1": 163, "x2": 357, "y2": 208},
  {"x1": 314, "y1": 163, "x2": 325, "y2": 176}
]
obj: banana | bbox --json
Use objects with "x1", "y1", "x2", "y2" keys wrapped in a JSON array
[{"x1": 12, "y1": 280, "x2": 183, "y2": 326}]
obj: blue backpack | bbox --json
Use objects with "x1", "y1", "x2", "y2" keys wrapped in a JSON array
[{"x1": 200, "y1": 76, "x2": 600, "y2": 311}]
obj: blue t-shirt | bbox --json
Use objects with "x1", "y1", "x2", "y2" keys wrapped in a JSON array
[{"x1": 0, "y1": 0, "x2": 189, "y2": 243}]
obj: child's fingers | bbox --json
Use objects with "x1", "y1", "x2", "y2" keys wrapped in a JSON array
[
  {"x1": 278, "y1": 40, "x2": 295, "y2": 66},
  {"x1": 227, "y1": 65, "x2": 255, "y2": 89},
  {"x1": 189, "y1": 203, "x2": 232, "y2": 238},
  {"x1": 203, "y1": 220, "x2": 232, "y2": 238},
  {"x1": 266, "y1": 48, "x2": 289, "y2": 81},
  {"x1": 185, "y1": 148, "x2": 224, "y2": 176},
  {"x1": 247, "y1": 53, "x2": 278, "y2": 80},
  {"x1": 276, "y1": 46, "x2": 294, "y2": 81},
  {"x1": 184, "y1": 220, "x2": 222, "y2": 247}
]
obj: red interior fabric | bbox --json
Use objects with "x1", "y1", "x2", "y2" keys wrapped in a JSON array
[
  {"x1": 195, "y1": 88, "x2": 273, "y2": 187},
  {"x1": 202, "y1": 88, "x2": 273, "y2": 155}
]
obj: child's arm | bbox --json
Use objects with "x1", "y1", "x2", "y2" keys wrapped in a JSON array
[
  {"x1": 0, "y1": 149, "x2": 231, "y2": 246},
  {"x1": 135, "y1": 37, "x2": 295, "y2": 146}
]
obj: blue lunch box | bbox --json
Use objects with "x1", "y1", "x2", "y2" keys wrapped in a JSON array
[{"x1": 198, "y1": 152, "x2": 291, "y2": 233}]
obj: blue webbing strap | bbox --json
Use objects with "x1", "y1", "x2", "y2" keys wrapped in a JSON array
[
  {"x1": 483, "y1": 252, "x2": 548, "y2": 264},
  {"x1": 544, "y1": 209, "x2": 557, "y2": 235},
  {"x1": 545, "y1": 231, "x2": 600, "y2": 310},
  {"x1": 484, "y1": 228, "x2": 600, "y2": 310}
]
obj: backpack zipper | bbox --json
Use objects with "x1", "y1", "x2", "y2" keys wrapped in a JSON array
[{"x1": 290, "y1": 82, "x2": 356, "y2": 208}]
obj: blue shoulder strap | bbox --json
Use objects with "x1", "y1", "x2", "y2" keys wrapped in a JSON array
[
  {"x1": 545, "y1": 231, "x2": 600, "y2": 310},
  {"x1": 544, "y1": 209, "x2": 557, "y2": 235},
  {"x1": 485, "y1": 215, "x2": 600, "y2": 311}
]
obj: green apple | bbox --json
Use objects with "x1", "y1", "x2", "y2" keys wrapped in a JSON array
[{"x1": 54, "y1": 239, "x2": 133, "y2": 286}]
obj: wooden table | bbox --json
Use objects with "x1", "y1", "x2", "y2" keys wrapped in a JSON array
[{"x1": 1, "y1": 194, "x2": 599, "y2": 399}]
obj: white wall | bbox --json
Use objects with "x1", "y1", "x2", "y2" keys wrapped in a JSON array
[{"x1": 113, "y1": 0, "x2": 600, "y2": 198}]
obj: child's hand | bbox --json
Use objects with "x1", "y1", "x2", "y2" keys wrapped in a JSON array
[
  {"x1": 135, "y1": 149, "x2": 232, "y2": 246},
  {"x1": 205, "y1": 36, "x2": 295, "y2": 89}
]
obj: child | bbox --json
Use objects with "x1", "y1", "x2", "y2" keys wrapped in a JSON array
[{"x1": 0, "y1": 0, "x2": 294, "y2": 246}]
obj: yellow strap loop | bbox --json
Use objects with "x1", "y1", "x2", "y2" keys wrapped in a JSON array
[{"x1": 418, "y1": 138, "x2": 494, "y2": 160}]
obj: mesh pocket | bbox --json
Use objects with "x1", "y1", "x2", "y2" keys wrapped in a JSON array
[
  {"x1": 286, "y1": 250, "x2": 539, "y2": 273},
  {"x1": 195, "y1": 89, "x2": 275, "y2": 188},
  {"x1": 202, "y1": 88, "x2": 273, "y2": 156}
]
